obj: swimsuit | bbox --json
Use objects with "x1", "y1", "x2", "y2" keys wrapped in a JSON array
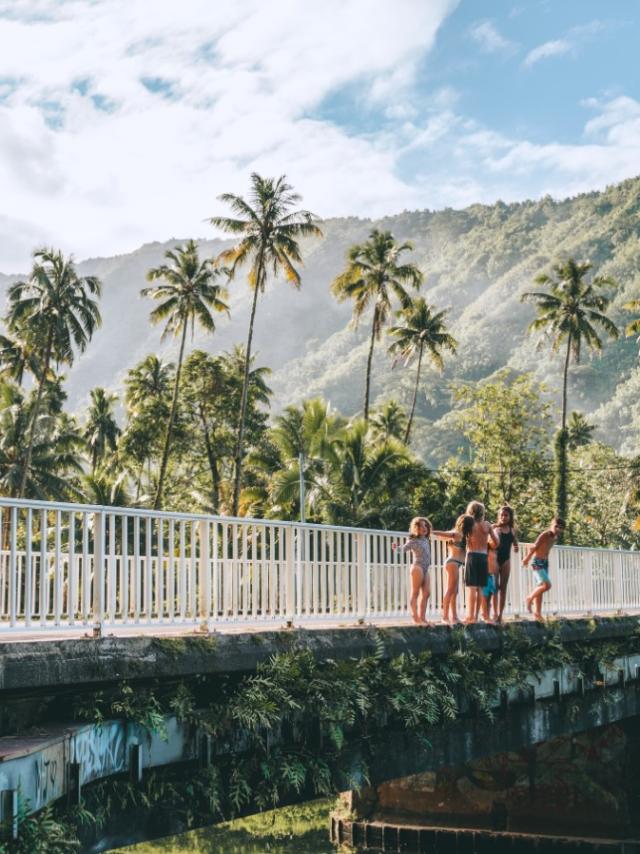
[
  {"x1": 464, "y1": 552, "x2": 488, "y2": 588},
  {"x1": 496, "y1": 529, "x2": 515, "y2": 565},
  {"x1": 446, "y1": 538, "x2": 466, "y2": 567},
  {"x1": 532, "y1": 556, "x2": 550, "y2": 585},
  {"x1": 401, "y1": 536, "x2": 431, "y2": 578},
  {"x1": 482, "y1": 574, "x2": 497, "y2": 598}
]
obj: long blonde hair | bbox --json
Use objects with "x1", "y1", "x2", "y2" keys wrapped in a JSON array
[
  {"x1": 466, "y1": 501, "x2": 485, "y2": 521},
  {"x1": 409, "y1": 516, "x2": 432, "y2": 537}
]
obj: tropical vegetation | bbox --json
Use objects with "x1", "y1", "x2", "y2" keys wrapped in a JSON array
[{"x1": 0, "y1": 175, "x2": 639, "y2": 546}]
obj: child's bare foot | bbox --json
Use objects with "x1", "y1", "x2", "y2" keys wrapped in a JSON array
[{"x1": 534, "y1": 613, "x2": 544, "y2": 622}]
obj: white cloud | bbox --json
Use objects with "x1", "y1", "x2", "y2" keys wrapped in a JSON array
[
  {"x1": 523, "y1": 38, "x2": 572, "y2": 68},
  {"x1": 468, "y1": 20, "x2": 515, "y2": 54},
  {"x1": 0, "y1": 0, "x2": 459, "y2": 270},
  {"x1": 523, "y1": 18, "x2": 608, "y2": 69}
]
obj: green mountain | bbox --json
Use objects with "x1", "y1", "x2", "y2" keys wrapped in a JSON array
[{"x1": 1, "y1": 176, "x2": 639, "y2": 462}]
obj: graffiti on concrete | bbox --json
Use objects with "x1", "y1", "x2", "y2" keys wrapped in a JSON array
[{"x1": 72, "y1": 723, "x2": 126, "y2": 785}]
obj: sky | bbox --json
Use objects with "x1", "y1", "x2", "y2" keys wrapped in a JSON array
[{"x1": 0, "y1": 0, "x2": 639, "y2": 272}]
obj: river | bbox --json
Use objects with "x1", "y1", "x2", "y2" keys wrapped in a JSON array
[{"x1": 112, "y1": 799, "x2": 336, "y2": 853}]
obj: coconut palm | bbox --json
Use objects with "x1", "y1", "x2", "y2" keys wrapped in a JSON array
[
  {"x1": 331, "y1": 230, "x2": 422, "y2": 423},
  {"x1": 141, "y1": 239, "x2": 229, "y2": 509},
  {"x1": 4, "y1": 248, "x2": 101, "y2": 497},
  {"x1": 125, "y1": 354, "x2": 174, "y2": 413},
  {"x1": 521, "y1": 258, "x2": 619, "y2": 520},
  {"x1": 0, "y1": 327, "x2": 42, "y2": 386},
  {"x1": 0, "y1": 383, "x2": 84, "y2": 500},
  {"x1": 84, "y1": 388, "x2": 121, "y2": 472},
  {"x1": 567, "y1": 411, "x2": 595, "y2": 450},
  {"x1": 263, "y1": 399, "x2": 345, "y2": 519},
  {"x1": 369, "y1": 400, "x2": 408, "y2": 443},
  {"x1": 388, "y1": 298, "x2": 457, "y2": 444},
  {"x1": 209, "y1": 173, "x2": 322, "y2": 515}
]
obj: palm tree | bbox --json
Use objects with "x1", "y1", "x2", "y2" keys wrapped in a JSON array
[
  {"x1": 0, "y1": 383, "x2": 84, "y2": 501},
  {"x1": 84, "y1": 388, "x2": 121, "y2": 472},
  {"x1": 141, "y1": 240, "x2": 229, "y2": 509},
  {"x1": 331, "y1": 230, "x2": 422, "y2": 422},
  {"x1": 567, "y1": 411, "x2": 595, "y2": 450},
  {"x1": 388, "y1": 298, "x2": 457, "y2": 444},
  {"x1": 0, "y1": 326, "x2": 42, "y2": 385},
  {"x1": 521, "y1": 258, "x2": 619, "y2": 520},
  {"x1": 369, "y1": 400, "x2": 408, "y2": 443},
  {"x1": 209, "y1": 173, "x2": 322, "y2": 516},
  {"x1": 4, "y1": 248, "x2": 101, "y2": 497}
]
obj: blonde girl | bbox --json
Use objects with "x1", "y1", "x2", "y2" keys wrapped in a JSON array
[
  {"x1": 433, "y1": 514, "x2": 474, "y2": 625},
  {"x1": 393, "y1": 516, "x2": 432, "y2": 625}
]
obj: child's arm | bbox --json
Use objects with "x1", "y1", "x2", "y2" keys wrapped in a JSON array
[
  {"x1": 488, "y1": 523, "x2": 499, "y2": 549},
  {"x1": 522, "y1": 533, "x2": 544, "y2": 566},
  {"x1": 432, "y1": 529, "x2": 456, "y2": 540}
]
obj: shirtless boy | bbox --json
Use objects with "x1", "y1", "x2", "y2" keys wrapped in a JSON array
[
  {"x1": 522, "y1": 517, "x2": 565, "y2": 620},
  {"x1": 464, "y1": 501, "x2": 498, "y2": 624}
]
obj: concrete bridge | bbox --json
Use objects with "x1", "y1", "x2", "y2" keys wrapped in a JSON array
[
  {"x1": 1, "y1": 496, "x2": 640, "y2": 849},
  {"x1": 1, "y1": 616, "x2": 640, "y2": 849}
]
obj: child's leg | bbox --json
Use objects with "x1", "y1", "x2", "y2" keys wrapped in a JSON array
[
  {"x1": 419, "y1": 573, "x2": 431, "y2": 623},
  {"x1": 442, "y1": 562, "x2": 458, "y2": 623},
  {"x1": 479, "y1": 591, "x2": 490, "y2": 621},
  {"x1": 527, "y1": 579, "x2": 551, "y2": 619},
  {"x1": 409, "y1": 566, "x2": 423, "y2": 623},
  {"x1": 465, "y1": 588, "x2": 477, "y2": 623},
  {"x1": 498, "y1": 561, "x2": 510, "y2": 621}
]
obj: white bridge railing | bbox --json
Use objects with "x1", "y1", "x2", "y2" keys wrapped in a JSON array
[{"x1": 0, "y1": 497, "x2": 639, "y2": 633}]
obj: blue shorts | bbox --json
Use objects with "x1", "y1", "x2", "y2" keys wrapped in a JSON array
[
  {"x1": 482, "y1": 574, "x2": 497, "y2": 598},
  {"x1": 532, "y1": 557, "x2": 550, "y2": 586}
]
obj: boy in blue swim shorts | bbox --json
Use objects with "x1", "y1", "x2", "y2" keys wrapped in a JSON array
[{"x1": 522, "y1": 518, "x2": 565, "y2": 620}]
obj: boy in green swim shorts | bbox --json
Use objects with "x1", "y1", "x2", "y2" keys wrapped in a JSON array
[{"x1": 522, "y1": 517, "x2": 565, "y2": 620}]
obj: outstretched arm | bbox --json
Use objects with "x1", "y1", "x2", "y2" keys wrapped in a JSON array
[{"x1": 432, "y1": 529, "x2": 456, "y2": 540}]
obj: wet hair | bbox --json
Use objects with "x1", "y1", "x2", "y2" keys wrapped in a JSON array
[
  {"x1": 454, "y1": 513, "x2": 475, "y2": 545},
  {"x1": 552, "y1": 517, "x2": 565, "y2": 528},
  {"x1": 409, "y1": 516, "x2": 432, "y2": 537},
  {"x1": 497, "y1": 504, "x2": 515, "y2": 530},
  {"x1": 465, "y1": 501, "x2": 485, "y2": 521}
]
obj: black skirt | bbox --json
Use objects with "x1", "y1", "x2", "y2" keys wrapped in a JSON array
[{"x1": 465, "y1": 552, "x2": 488, "y2": 588}]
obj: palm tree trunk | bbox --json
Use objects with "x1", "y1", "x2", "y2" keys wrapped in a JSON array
[
  {"x1": 561, "y1": 334, "x2": 572, "y2": 431},
  {"x1": 18, "y1": 332, "x2": 53, "y2": 498},
  {"x1": 404, "y1": 343, "x2": 423, "y2": 444},
  {"x1": 153, "y1": 323, "x2": 188, "y2": 510},
  {"x1": 554, "y1": 333, "x2": 573, "y2": 531},
  {"x1": 232, "y1": 253, "x2": 264, "y2": 516},
  {"x1": 363, "y1": 307, "x2": 378, "y2": 423},
  {"x1": 199, "y1": 403, "x2": 220, "y2": 512}
]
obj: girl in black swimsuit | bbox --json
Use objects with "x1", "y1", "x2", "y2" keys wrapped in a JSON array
[{"x1": 492, "y1": 505, "x2": 519, "y2": 623}]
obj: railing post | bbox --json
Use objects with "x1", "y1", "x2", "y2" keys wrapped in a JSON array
[
  {"x1": 356, "y1": 532, "x2": 366, "y2": 622},
  {"x1": 510, "y1": 544, "x2": 523, "y2": 617},
  {"x1": 584, "y1": 550, "x2": 594, "y2": 615},
  {"x1": 198, "y1": 519, "x2": 211, "y2": 624},
  {"x1": 285, "y1": 526, "x2": 295, "y2": 624},
  {"x1": 92, "y1": 511, "x2": 105, "y2": 635},
  {"x1": 614, "y1": 549, "x2": 623, "y2": 613}
]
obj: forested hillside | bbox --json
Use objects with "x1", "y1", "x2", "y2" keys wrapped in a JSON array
[{"x1": 2, "y1": 175, "x2": 639, "y2": 465}]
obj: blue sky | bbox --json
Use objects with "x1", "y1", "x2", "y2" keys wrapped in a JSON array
[{"x1": 0, "y1": 0, "x2": 638, "y2": 271}]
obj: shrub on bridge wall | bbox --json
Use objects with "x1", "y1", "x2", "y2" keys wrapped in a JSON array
[{"x1": 2, "y1": 620, "x2": 640, "y2": 852}]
